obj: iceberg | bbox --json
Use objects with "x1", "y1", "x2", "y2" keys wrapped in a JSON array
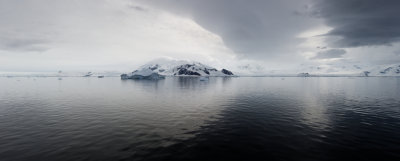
[
  {"x1": 199, "y1": 76, "x2": 209, "y2": 81},
  {"x1": 121, "y1": 68, "x2": 165, "y2": 80}
]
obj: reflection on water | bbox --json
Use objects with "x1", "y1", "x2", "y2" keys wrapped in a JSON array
[{"x1": 0, "y1": 77, "x2": 399, "y2": 161}]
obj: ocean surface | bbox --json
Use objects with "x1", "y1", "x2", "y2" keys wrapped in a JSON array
[{"x1": 0, "y1": 77, "x2": 399, "y2": 161}]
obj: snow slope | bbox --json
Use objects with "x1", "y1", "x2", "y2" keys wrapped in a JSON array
[{"x1": 364, "y1": 64, "x2": 400, "y2": 76}]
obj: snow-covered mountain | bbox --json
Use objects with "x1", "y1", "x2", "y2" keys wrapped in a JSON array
[
  {"x1": 231, "y1": 63, "x2": 400, "y2": 77},
  {"x1": 294, "y1": 64, "x2": 400, "y2": 76},
  {"x1": 121, "y1": 58, "x2": 234, "y2": 79},
  {"x1": 293, "y1": 64, "x2": 367, "y2": 75},
  {"x1": 363, "y1": 64, "x2": 400, "y2": 76}
]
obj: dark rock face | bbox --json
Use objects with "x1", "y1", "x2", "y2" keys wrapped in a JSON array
[
  {"x1": 221, "y1": 69, "x2": 234, "y2": 75},
  {"x1": 380, "y1": 67, "x2": 393, "y2": 74},
  {"x1": 363, "y1": 71, "x2": 370, "y2": 77},
  {"x1": 149, "y1": 64, "x2": 160, "y2": 71},
  {"x1": 120, "y1": 74, "x2": 129, "y2": 79},
  {"x1": 177, "y1": 68, "x2": 201, "y2": 76},
  {"x1": 172, "y1": 63, "x2": 234, "y2": 76},
  {"x1": 204, "y1": 69, "x2": 210, "y2": 75},
  {"x1": 177, "y1": 64, "x2": 193, "y2": 69}
]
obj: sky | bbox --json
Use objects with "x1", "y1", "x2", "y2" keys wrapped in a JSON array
[{"x1": 1, "y1": 0, "x2": 400, "y2": 73}]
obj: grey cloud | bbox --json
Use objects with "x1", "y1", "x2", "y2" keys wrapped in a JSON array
[
  {"x1": 128, "y1": 4, "x2": 147, "y2": 12},
  {"x1": 312, "y1": 49, "x2": 346, "y2": 59},
  {"x1": 135, "y1": 0, "x2": 319, "y2": 58},
  {"x1": 394, "y1": 50, "x2": 400, "y2": 56},
  {"x1": 0, "y1": 37, "x2": 49, "y2": 52},
  {"x1": 311, "y1": 0, "x2": 400, "y2": 48}
]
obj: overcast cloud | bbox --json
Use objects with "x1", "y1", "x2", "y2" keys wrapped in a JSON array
[
  {"x1": 312, "y1": 49, "x2": 346, "y2": 59},
  {"x1": 0, "y1": 0, "x2": 399, "y2": 73}
]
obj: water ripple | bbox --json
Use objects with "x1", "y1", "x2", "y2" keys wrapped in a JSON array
[{"x1": 0, "y1": 77, "x2": 399, "y2": 161}]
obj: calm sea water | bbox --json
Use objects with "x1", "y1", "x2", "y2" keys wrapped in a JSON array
[{"x1": 0, "y1": 77, "x2": 399, "y2": 161}]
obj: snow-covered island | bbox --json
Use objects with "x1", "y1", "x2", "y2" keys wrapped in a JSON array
[
  {"x1": 121, "y1": 58, "x2": 234, "y2": 80},
  {"x1": 297, "y1": 73, "x2": 310, "y2": 77},
  {"x1": 291, "y1": 64, "x2": 400, "y2": 77},
  {"x1": 355, "y1": 64, "x2": 400, "y2": 77}
]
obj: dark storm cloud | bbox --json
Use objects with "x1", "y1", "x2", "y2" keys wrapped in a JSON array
[
  {"x1": 312, "y1": 49, "x2": 346, "y2": 59},
  {"x1": 311, "y1": 0, "x2": 400, "y2": 48},
  {"x1": 135, "y1": 0, "x2": 318, "y2": 57}
]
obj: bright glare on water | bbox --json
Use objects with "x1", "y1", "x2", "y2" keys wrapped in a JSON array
[{"x1": 0, "y1": 77, "x2": 400, "y2": 161}]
